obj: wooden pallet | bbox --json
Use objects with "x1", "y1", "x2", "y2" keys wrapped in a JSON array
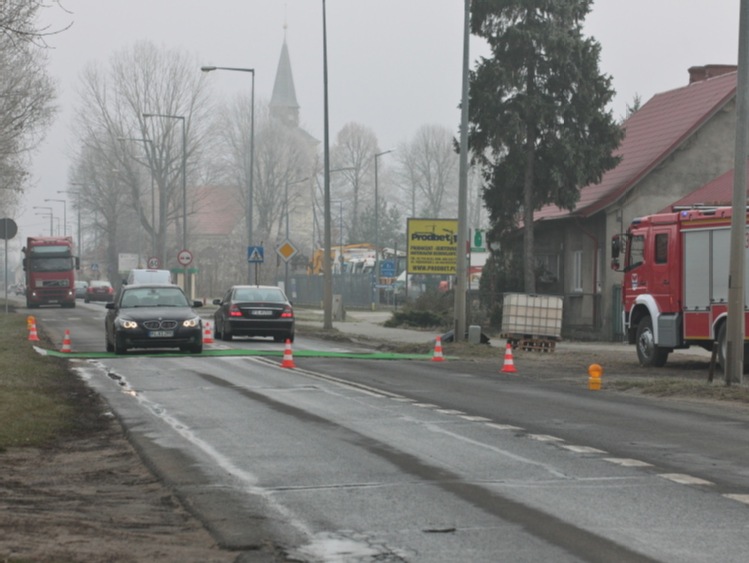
[{"x1": 502, "y1": 334, "x2": 558, "y2": 353}]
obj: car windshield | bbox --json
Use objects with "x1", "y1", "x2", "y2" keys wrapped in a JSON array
[
  {"x1": 120, "y1": 287, "x2": 189, "y2": 308},
  {"x1": 233, "y1": 288, "x2": 285, "y2": 302}
]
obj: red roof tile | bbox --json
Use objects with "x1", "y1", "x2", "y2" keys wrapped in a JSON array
[
  {"x1": 534, "y1": 71, "x2": 738, "y2": 222},
  {"x1": 660, "y1": 168, "x2": 749, "y2": 212}
]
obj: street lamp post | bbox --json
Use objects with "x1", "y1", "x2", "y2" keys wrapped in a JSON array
[
  {"x1": 331, "y1": 200, "x2": 344, "y2": 271},
  {"x1": 44, "y1": 199, "x2": 67, "y2": 237},
  {"x1": 143, "y1": 112, "x2": 188, "y2": 293},
  {"x1": 118, "y1": 137, "x2": 156, "y2": 257},
  {"x1": 322, "y1": 0, "x2": 333, "y2": 329},
  {"x1": 373, "y1": 149, "x2": 393, "y2": 310},
  {"x1": 67, "y1": 185, "x2": 86, "y2": 259},
  {"x1": 330, "y1": 166, "x2": 355, "y2": 274},
  {"x1": 33, "y1": 206, "x2": 54, "y2": 236},
  {"x1": 201, "y1": 65, "x2": 255, "y2": 284}
]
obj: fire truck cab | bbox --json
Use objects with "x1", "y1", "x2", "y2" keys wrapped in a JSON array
[{"x1": 612, "y1": 207, "x2": 749, "y2": 369}]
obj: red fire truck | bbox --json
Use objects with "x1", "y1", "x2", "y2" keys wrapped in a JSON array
[
  {"x1": 611, "y1": 206, "x2": 747, "y2": 369},
  {"x1": 22, "y1": 236, "x2": 80, "y2": 308}
]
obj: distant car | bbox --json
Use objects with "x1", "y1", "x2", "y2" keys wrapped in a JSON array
[
  {"x1": 104, "y1": 283, "x2": 203, "y2": 355},
  {"x1": 212, "y1": 285, "x2": 295, "y2": 342},
  {"x1": 74, "y1": 281, "x2": 89, "y2": 299},
  {"x1": 84, "y1": 280, "x2": 114, "y2": 303}
]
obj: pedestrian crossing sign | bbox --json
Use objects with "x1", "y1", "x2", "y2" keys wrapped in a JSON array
[{"x1": 247, "y1": 246, "x2": 264, "y2": 263}]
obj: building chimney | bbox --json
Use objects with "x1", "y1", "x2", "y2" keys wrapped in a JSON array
[{"x1": 688, "y1": 64, "x2": 738, "y2": 84}]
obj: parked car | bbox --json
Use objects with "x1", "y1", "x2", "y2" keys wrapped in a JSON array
[
  {"x1": 84, "y1": 280, "x2": 114, "y2": 303},
  {"x1": 124, "y1": 269, "x2": 173, "y2": 285},
  {"x1": 74, "y1": 280, "x2": 89, "y2": 299},
  {"x1": 105, "y1": 283, "x2": 204, "y2": 355},
  {"x1": 213, "y1": 285, "x2": 295, "y2": 342}
]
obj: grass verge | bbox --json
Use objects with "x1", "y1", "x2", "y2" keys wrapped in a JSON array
[{"x1": 0, "y1": 304, "x2": 107, "y2": 451}]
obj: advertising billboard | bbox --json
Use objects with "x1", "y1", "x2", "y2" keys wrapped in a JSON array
[{"x1": 406, "y1": 218, "x2": 458, "y2": 275}]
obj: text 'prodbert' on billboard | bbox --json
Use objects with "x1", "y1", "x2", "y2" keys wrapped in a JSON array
[{"x1": 406, "y1": 218, "x2": 458, "y2": 275}]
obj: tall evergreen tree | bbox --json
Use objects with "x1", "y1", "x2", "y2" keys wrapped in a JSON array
[{"x1": 469, "y1": 0, "x2": 623, "y2": 292}]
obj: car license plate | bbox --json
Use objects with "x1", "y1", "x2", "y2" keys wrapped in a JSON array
[
  {"x1": 149, "y1": 330, "x2": 174, "y2": 338},
  {"x1": 253, "y1": 310, "x2": 273, "y2": 316}
]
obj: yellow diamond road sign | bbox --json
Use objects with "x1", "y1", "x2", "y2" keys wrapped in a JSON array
[{"x1": 277, "y1": 240, "x2": 298, "y2": 262}]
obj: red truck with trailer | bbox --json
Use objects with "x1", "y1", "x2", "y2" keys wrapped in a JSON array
[
  {"x1": 611, "y1": 206, "x2": 748, "y2": 369},
  {"x1": 22, "y1": 236, "x2": 80, "y2": 308}
]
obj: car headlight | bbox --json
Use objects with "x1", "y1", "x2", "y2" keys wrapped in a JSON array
[
  {"x1": 182, "y1": 317, "x2": 201, "y2": 328},
  {"x1": 117, "y1": 319, "x2": 138, "y2": 329}
]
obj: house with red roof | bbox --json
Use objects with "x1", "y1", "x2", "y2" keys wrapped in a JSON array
[{"x1": 531, "y1": 65, "x2": 740, "y2": 340}]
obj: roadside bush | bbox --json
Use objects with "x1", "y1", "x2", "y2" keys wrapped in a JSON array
[{"x1": 385, "y1": 289, "x2": 453, "y2": 330}]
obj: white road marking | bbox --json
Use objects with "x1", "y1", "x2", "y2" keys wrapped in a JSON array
[
  {"x1": 603, "y1": 458, "x2": 653, "y2": 467},
  {"x1": 485, "y1": 423, "x2": 523, "y2": 431},
  {"x1": 459, "y1": 415, "x2": 493, "y2": 422},
  {"x1": 528, "y1": 434, "x2": 564, "y2": 442},
  {"x1": 561, "y1": 445, "x2": 607, "y2": 454},
  {"x1": 658, "y1": 473, "x2": 714, "y2": 486},
  {"x1": 724, "y1": 494, "x2": 749, "y2": 505}
]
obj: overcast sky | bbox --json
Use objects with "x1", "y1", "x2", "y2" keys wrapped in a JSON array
[{"x1": 15, "y1": 0, "x2": 741, "y2": 237}]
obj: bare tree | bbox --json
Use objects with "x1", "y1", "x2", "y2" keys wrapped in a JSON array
[
  {"x1": 396, "y1": 124, "x2": 458, "y2": 219},
  {"x1": 0, "y1": 1, "x2": 70, "y2": 45},
  {"x1": 69, "y1": 141, "x2": 131, "y2": 282},
  {"x1": 330, "y1": 122, "x2": 378, "y2": 241},
  {"x1": 71, "y1": 40, "x2": 214, "y2": 268},
  {"x1": 0, "y1": 1, "x2": 57, "y2": 201}
]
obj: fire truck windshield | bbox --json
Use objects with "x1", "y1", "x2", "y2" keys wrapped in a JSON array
[
  {"x1": 626, "y1": 234, "x2": 645, "y2": 271},
  {"x1": 30, "y1": 257, "x2": 75, "y2": 272}
]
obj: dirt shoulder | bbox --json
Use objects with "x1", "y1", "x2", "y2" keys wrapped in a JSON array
[{"x1": 0, "y1": 361, "x2": 284, "y2": 563}]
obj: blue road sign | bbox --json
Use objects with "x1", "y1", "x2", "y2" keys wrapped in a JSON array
[
  {"x1": 380, "y1": 259, "x2": 395, "y2": 277},
  {"x1": 247, "y1": 246, "x2": 264, "y2": 263}
]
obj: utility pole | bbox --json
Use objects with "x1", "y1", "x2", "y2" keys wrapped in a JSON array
[{"x1": 726, "y1": 0, "x2": 749, "y2": 385}]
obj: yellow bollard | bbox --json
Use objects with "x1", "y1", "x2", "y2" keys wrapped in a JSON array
[{"x1": 588, "y1": 363, "x2": 603, "y2": 390}]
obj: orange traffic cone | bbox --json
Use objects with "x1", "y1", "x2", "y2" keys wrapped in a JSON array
[
  {"x1": 500, "y1": 341, "x2": 517, "y2": 373},
  {"x1": 28, "y1": 319, "x2": 40, "y2": 342},
  {"x1": 281, "y1": 339, "x2": 296, "y2": 368},
  {"x1": 60, "y1": 329, "x2": 72, "y2": 353},
  {"x1": 203, "y1": 321, "x2": 214, "y2": 344},
  {"x1": 432, "y1": 336, "x2": 445, "y2": 362}
]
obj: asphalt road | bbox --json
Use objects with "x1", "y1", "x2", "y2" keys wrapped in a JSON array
[{"x1": 23, "y1": 300, "x2": 749, "y2": 562}]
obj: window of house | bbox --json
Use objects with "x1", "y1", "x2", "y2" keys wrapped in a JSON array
[
  {"x1": 573, "y1": 250, "x2": 583, "y2": 292},
  {"x1": 655, "y1": 233, "x2": 668, "y2": 264},
  {"x1": 536, "y1": 254, "x2": 559, "y2": 283}
]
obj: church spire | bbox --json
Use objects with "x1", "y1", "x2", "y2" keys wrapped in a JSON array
[{"x1": 270, "y1": 25, "x2": 300, "y2": 128}]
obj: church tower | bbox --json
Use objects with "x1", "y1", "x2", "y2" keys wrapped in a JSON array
[{"x1": 270, "y1": 28, "x2": 300, "y2": 128}]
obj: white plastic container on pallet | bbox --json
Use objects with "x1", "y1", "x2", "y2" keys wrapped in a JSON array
[{"x1": 501, "y1": 293, "x2": 563, "y2": 340}]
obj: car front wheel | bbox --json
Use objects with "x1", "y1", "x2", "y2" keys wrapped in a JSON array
[{"x1": 113, "y1": 333, "x2": 127, "y2": 355}]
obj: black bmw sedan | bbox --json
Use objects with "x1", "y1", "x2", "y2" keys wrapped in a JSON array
[{"x1": 105, "y1": 284, "x2": 204, "y2": 354}]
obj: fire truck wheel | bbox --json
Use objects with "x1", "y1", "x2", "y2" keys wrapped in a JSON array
[{"x1": 636, "y1": 316, "x2": 669, "y2": 367}]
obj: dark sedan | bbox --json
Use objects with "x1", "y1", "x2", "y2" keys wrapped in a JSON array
[
  {"x1": 85, "y1": 280, "x2": 114, "y2": 303},
  {"x1": 213, "y1": 285, "x2": 295, "y2": 342},
  {"x1": 105, "y1": 284, "x2": 204, "y2": 354}
]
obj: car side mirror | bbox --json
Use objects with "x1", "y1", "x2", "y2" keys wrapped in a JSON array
[
  {"x1": 192, "y1": 300, "x2": 203, "y2": 308},
  {"x1": 105, "y1": 302, "x2": 115, "y2": 310}
]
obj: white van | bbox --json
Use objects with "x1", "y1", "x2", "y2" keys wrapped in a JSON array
[{"x1": 125, "y1": 269, "x2": 173, "y2": 285}]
